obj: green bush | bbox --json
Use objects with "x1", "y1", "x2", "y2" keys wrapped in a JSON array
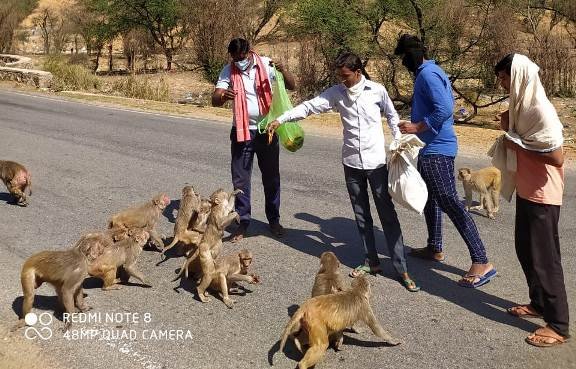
[
  {"x1": 43, "y1": 57, "x2": 101, "y2": 91},
  {"x1": 111, "y1": 75, "x2": 171, "y2": 102}
]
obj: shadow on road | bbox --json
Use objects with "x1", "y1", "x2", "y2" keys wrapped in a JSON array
[
  {"x1": 0, "y1": 192, "x2": 17, "y2": 205},
  {"x1": 256, "y1": 212, "x2": 540, "y2": 334},
  {"x1": 163, "y1": 199, "x2": 179, "y2": 223},
  {"x1": 12, "y1": 295, "x2": 65, "y2": 322}
]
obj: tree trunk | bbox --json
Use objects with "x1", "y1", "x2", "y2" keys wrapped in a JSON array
[
  {"x1": 94, "y1": 47, "x2": 102, "y2": 73},
  {"x1": 108, "y1": 43, "x2": 113, "y2": 72},
  {"x1": 165, "y1": 48, "x2": 172, "y2": 71}
]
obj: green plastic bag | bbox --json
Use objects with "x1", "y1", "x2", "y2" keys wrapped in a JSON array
[{"x1": 258, "y1": 68, "x2": 305, "y2": 152}]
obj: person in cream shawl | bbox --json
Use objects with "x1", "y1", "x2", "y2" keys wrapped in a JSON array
[{"x1": 493, "y1": 53, "x2": 569, "y2": 347}]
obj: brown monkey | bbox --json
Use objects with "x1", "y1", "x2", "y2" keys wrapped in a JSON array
[
  {"x1": 161, "y1": 186, "x2": 200, "y2": 257},
  {"x1": 199, "y1": 249, "x2": 260, "y2": 308},
  {"x1": 278, "y1": 276, "x2": 401, "y2": 369},
  {"x1": 87, "y1": 229, "x2": 150, "y2": 290},
  {"x1": 13, "y1": 239, "x2": 106, "y2": 330},
  {"x1": 311, "y1": 251, "x2": 346, "y2": 297},
  {"x1": 174, "y1": 189, "x2": 242, "y2": 281},
  {"x1": 0, "y1": 160, "x2": 32, "y2": 206},
  {"x1": 108, "y1": 193, "x2": 170, "y2": 250},
  {"x1": 457, "y1": 166, "x2": 501, "y2": 219}
]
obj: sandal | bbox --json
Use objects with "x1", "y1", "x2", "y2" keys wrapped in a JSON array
[
  {"x1": 507, "y1": 305, "x2": 543, "y2": 319},
  {"x1": 349, "y1": 265, "x2": 381, "y2": 278},
  {"x1": 401, "y1": 278, "x2": 420, "y2": 292},
  {"x1": 458, "y1": 268, "x2": 497, "y2": 288},
  {"x1": 525, "y1": 326, "x2": 568, "y2": 347}
]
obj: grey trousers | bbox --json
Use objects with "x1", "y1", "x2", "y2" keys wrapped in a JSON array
[{"x1": 344, "y1": 164, "x2": 407, "y2": 275}]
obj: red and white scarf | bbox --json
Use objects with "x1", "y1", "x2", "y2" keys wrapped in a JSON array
[{"x1": 230, "y1": 51, "x2": 273, "y2": 142}]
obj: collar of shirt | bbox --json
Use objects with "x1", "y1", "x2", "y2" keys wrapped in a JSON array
[{"x1": 416, "y1": 60, "x2": 436, "y2": 76}]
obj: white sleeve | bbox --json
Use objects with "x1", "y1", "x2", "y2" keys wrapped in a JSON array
[
  {"x1": 277, "y1": 89, "x2": 334, "y2": 124},
  {"x1": 380, "y1": 87, "x2": 401, "y2": 139},
  {"x1": 215, "y1": 64, "x2": 231, "y2": 90}
]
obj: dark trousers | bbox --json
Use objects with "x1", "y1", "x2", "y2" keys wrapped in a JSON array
[
  {"x1": 516, "y1": 196, "x2": 570, "y2": 337},
  {"x1": 230, "y1": 128, "x2": 280, "y2": 226},
  {"x1": 417, "y1": 154, "x2": 488, "y2": 264},
  {"x1": 344, "y1": 164, "x2": 407, "y2": 275}
]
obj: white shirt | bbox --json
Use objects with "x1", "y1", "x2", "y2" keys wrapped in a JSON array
[
  {"x1": 216, "y1": 56, "x2": 276, "y2": 130},
  {"x1": 277, "y1": 79, "x2": 401, "y2": 170}
]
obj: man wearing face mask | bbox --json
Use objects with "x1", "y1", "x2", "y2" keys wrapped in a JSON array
[
  {"x1": 394, "y1": 34, "x2": 496, "y2": 288},
  {"x1": 267, "y1": 52, "x2": 420, "y2": 292},
  {"x1": 212, "y1": 38, "x2": 296, "y2": 242}
]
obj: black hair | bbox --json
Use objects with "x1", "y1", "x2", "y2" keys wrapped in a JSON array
[
  {"x1": 494, "y1": 53, "x2": 514, "y2": 76},
  {"x1": 394, "y1": 33, "x2": 427, "y2": 57},
  {"x1": 228, "y1": 38, "x2": 250, "y2": 55},
  {"x1": 334, "y1": 52, "x2": 363, "y2": 72}
]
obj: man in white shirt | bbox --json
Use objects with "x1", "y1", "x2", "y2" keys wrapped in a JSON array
[
  {"x1": 268, "y1": 52, "x2": 419, "y2": 292},
  {"x1": 212, "y1": 38, "x2": 295, "y2": 242}
]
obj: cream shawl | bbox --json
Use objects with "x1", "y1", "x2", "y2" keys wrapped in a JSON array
[{"x1": 488, "y1": 54, "x2": 563, "y2": 201}]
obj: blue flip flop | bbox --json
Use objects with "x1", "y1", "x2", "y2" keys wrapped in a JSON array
[{"x1": 458, "y1": 268, "x2": 497, "y2": 288}]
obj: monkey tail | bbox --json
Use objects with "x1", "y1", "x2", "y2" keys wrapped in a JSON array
[{"x1": 279, "y1": 309, "x2": 304, "y2": 354}]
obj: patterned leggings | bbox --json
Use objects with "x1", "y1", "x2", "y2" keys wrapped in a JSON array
[{"x1": 417, "y1": 155, "x2": 488, "y2": 264}]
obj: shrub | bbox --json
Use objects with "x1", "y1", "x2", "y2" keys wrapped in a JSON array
[
  {"x1": 111, "y1": 75, "x2": 171, "y2": 102},
  {"x1": 43, "y1": 56, "x2": 101, "y2": 91}
]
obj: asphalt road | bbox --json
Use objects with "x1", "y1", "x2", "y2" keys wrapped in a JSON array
[{"x1": 0, "y1": 88, "x2": 574, "y2": 369}]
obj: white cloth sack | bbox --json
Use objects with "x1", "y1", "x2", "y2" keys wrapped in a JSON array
[
  {"x1": 387, "y1": 134, "x2": 428, "y2": 214},
  {"x1": 488, "y1": 54, "x2": 564, "y2": 201}
]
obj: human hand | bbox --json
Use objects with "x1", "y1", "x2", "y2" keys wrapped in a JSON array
[
  {"x1": 267, "y1": 120, "x2": 280, "y2": 135},
  {"x1": 267, "y1": 120, "x2": 280, "y2": 145},
  {"x1": 399, "y1": 120, "x2": 423, "y2": 134},
  {"x1": 271, "y1": 60, "x2": 285, "y2": 73},
  {"x1": 221, "y1": 88, "x2": 236, "y2": 101}
]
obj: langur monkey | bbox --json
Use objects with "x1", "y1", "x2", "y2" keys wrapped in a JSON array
[
  {"x1": 0, "y1": 160, "x2": 32, "y2": 206},
  {"x1": 457, "y1": 166, "x2": 501, "y2": 219},
  {"x1": 278, "y1": 276, "x2": 401, "y2": 369}
]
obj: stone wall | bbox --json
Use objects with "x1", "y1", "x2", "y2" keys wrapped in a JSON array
[{"x1": 0, "y1": 54, "x2": 51, "y2": 88}]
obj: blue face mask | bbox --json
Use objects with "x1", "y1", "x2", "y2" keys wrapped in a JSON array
[{"x1": 234, "y1": 57, "x2": 251, "y2": 71}]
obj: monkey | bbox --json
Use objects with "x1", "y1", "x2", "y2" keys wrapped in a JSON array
[
  {"x1": 0, "y1": 160, "x2": 32, "y2": 206},
  {"x1": 160, "y1": 186, "x2": 201, "y2": 258},
  {"x1": 178, "y1": 198, "x2": 213, "y2": 258},
  {"x1": 173, "y1": 189, "x2": 242, "y2": 281},
  {"x1": 13, "y1": 239, "x2": 106, "y2": 330},
  {"x1": 87, "y1": 228, "x2": 150, "y2": 290},
  {"x1": 288, "y1": 252, "x2": 352, "y2": 353},
  {"x1": 457, "y1": 166, "x2": 501, "y2": 219},
  {"x1": 311, "y1": 251, "x2": 346, "y2": 297},
  {"x1": 197, "y1": 249, "x2": 260, "y2": 308},
  {"x1": 278, "y1": 276, "x2": 401, "y2": 369},
  {"x1": 108, "y1": 193, "x2": 170, "y2": 250}
]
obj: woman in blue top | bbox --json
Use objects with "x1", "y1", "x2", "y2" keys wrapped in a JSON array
[{"x1": 394, "y1": 34, "x2": 496, "y2": 288}]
